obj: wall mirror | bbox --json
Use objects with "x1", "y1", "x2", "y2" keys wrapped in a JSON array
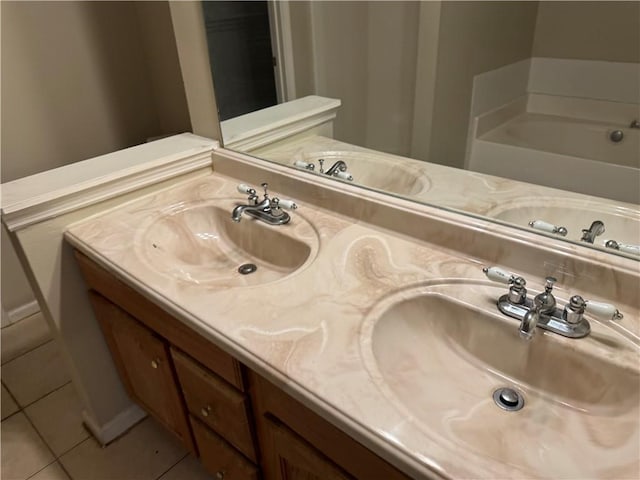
[{"x1": 201, "y1": 1, "x2": 640, "y2": 260}]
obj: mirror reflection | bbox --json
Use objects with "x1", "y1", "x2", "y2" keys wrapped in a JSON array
[{"x1": 203, "y1": 1, "x2": 640, "y2": 258}]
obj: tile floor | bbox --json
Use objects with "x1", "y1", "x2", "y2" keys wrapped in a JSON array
[{"x1": 1, "y1": 312, "x2": 214, "y2": 480}]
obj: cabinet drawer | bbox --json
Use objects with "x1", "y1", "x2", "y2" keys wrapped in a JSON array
[
  {"x1": 191, "y1": 416, "x2": 259, "y2": 480},
  {"x1": 172, "y1": 348, "x2": 257, "y2": 462}
]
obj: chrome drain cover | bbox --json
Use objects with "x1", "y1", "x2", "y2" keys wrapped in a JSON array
[
  {"x1": 238, "y1": 263, "x2": 257, "y2": 275},
  {"x1": 493, "y1": 387, "x2": 524, "y2": 411}
]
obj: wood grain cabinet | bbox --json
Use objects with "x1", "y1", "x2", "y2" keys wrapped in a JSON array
[
  {"x1": 76, "y1": 251, "x2": 413, "y2": 480},
  {"x1": 88, "y1": 291, "x2": 194, "y2": 452}
]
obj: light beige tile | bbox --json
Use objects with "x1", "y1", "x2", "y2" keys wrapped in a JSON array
[
  {"x1": 1, "y1": 341, "x2": 71, "y2": 407},
  {"x1": 1, "y1": 412, "x2": 55, "y2": 480},
  {"x1": 25, "y1": 383, "x2": 89, "y2": 456},
  {"x1": 30, "y1": 462, "x2": 70, "y2": 480},
  {"x1": 2, "y1": 383, "x2": 19, "y2": 420},
  {"x1": 59, "y1": 417, "x2": 187, "y2": 480},
  {"x1": 1, "y1": 312, "x2": 51, "y2": 365},
  {"x1": 158, "y1": 454, "x2": 213, "y2": 480}
]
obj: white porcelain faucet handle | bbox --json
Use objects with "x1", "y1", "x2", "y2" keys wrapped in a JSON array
[
  {"x1": 528, "y1": 220, "x2": 568, "y2": 237},
  {"x1": 237, "y1": 183, "x2": 255, "y2": 194},
  {"x1": 277, "y1": 199, "x2": 298, "y2": 210},
  {"x1": 483, "y1": 266, "x2": 514, "y2": 284},
  {"x1": 585, "y1": 301, "x2": 623, "y2": 321}
]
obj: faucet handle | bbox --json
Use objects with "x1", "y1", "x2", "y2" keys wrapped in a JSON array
[
  {"x1": 564, "y1": 295, "x2": 623, "y2": 323},
  {"x1": 237, "y1": 183, "x2": 256, "y2": 195},
  {"x1": 528, "y1": 220, "x2": 568, "y2": 237},
  {"x1": 585, "y1": 300, "x2": 623, "y2": 321},
  {"x1": 334, "y1": 170, "x2": 354, "y2": 181},
  {"x1": 483, "y1": 266, "x2": 521, "y2": 284},
  {"x1": 274, "y1": 198, "x2": 297, "y2": 210},
  {"x1": 293, "y1": 160, "x2": 315, "y2": 171}
]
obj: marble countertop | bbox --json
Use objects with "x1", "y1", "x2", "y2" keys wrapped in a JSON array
[{"x1": 65, "y1": 172, "x2": 640, "y2": 479}]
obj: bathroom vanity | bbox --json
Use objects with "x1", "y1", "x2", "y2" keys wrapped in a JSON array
[
  {"x1": 65, "y1": 158, "x2": 640, "y2": 480},
  {"x1": 74, "y1": 251, "x2": 409, "y2": 480}
]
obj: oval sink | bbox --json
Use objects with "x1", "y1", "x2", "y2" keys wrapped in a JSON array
[
  {"x1": 361, "y1": 283, "x2": 639, "y2": 478},
  {"x1": 485, "y1": 197, "x2": 640, "y2": 248},
  {"x1": 137, "y1": 201, "x2": 318, "y2": 286},
  {"x1": 295, "y1": 150, "x2": 429, "y2": 196}
]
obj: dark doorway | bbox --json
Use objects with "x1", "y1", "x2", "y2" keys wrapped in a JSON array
[{"x1": 202, "y1": 1, "x2": 278, "y2": 121}]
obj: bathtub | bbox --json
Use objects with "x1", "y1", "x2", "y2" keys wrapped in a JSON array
[{"x1": 468, "y1": 113, "x2": 640, "y2": 204}]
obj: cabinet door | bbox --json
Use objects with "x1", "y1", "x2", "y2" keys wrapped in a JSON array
[
  {"x1": 89, "y1": 291, "x2": 194, "y2": 451},
  {"x1": 263, "y1": 416, "x2": 352, "y2": 480}
]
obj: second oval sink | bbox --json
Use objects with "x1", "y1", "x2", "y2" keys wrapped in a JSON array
[
  {"x1": 360, "y1": 282, "x2": 639, "y2": 478},
  {"x1": 137, "y1": 201, "x2": 318, "y2": 286}
]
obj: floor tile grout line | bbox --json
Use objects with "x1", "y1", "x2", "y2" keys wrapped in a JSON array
[
  {"x1": 22, "y1": 401, "x2": 63, "y2": 468},
  {"x1": 1, "y1": 378, "x2": 23, "y2": 421},
  {"x1": 13, "y1": 380, "x2": 73, "y2": 411},
  {"x1": 154, "y1": 452, "x2": 190, "y2": 480},
  {"x1": 23, "y1": 458, "x2": 60, "y2": 480},
  {"x1": 54, "y1": 431, "x2": 93, "y2": 460},
  {"x1": 0, "y1": 311, "x2": 43, "y2": 331},
  {"x1": 1, "y1": 337, "x2": 54, "y2": 367}
]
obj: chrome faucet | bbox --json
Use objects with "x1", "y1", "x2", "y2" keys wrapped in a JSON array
[
  {"x1": 519, "y1": 277, "x2": 556, "y2": 340},
  {"x1": 483, "y1": 266, "x2": 623, "y2": 339},
  {"x1": 231, "y1": 183, "x2": 297, "y2": 225},
  {"x1": 319, "y1": 159, "x2": 348, "y2": 176},
  {"x1": 294, "y1": 159, "x2": 353, "y2": 181},
  {"x1": 580, "y1": 220, "x2": 605, "y2": 244}
]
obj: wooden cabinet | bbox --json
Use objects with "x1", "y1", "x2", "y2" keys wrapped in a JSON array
[
  {"x1": 76, "y1": 251, "x2": 414, "y2": 480},
  {"x1": 88, "y1": 291, "x2": 194, "y2": 452},
  {"x1": 262, "y1": 416, "x2": 352, "y2": 480},
  {"x1": 172, "y1": 347, "x2": 257, "y2": 462},
  {"x1": 191, "y1": 416, "x2": 260, "y2": 480}
]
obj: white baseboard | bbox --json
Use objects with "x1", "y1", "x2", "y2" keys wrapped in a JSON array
[
  {"x1": 82, "y1": 404, "x2": 147, "y2": 446},
  {"x1": 1, "y1": 300, "x2": 40, "y2": 328}
]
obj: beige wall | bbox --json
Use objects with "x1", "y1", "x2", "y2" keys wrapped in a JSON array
[
  {"x1": 533, "y1": 1, "x2": 640, "y2": 63},
  {"x1": 307, "y1": 1, "x2": 419, "y2": 156},
  {"x1": 1, "y1": 1, "x2": 190, "y2": 314},
  {"x1": 428, "y1": 1, "x2": 538, "y2": 169},
  {"x1": 288, "y1": 1, "x2": 316, "y2": 98}
]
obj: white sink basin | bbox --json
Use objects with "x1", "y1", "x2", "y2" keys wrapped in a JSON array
[
  {"x1": 136, "y1": 200, "x2": 318, "y2": 286},
  {"x1": 485, "y1": 197, "x2": 640, "y2": 249},
  {"x1": 360, "y1": 282, "x2": 639, "y2": 478}
]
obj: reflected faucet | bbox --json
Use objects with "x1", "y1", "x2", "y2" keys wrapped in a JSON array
[{"x1": 580, "y1": 220, "x2": 605, "y2": 244}]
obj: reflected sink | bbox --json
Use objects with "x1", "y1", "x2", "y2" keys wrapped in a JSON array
[
  {"x1": 137, "y1": 201, "x2": 318, "y2": 286},
  {"x1": 485, "y1": 197, "x2": 640, "y2": 248},
  {"x1": 295, "y1": 150, "x2": 429, "y2": 196},
  {"x1": 360, "y1": 283, "x2": 639, "y2": 478}
]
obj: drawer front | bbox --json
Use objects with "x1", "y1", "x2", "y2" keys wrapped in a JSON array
[
  {"x1": 173, "y1": 348, "x2": 257, "y2": 462},
  {"x1": 191, "y1": 416, "x2": 259, "y2": 480}
]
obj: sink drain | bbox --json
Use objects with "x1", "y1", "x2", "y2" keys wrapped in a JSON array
[
  {"x1": 493, "y1": 387, "x2": 524, "y2": 411},
  {"x1": 238, "y1": 263, "x2": 257, "y2": 275}
]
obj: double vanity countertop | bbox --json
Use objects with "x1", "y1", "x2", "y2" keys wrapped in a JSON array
[{"x1": 65, "y1": 171, "x2": 640, "y2": 479}]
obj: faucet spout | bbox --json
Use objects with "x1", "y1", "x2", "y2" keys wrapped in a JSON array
[
  {"x1": 519, "y1": 309, "x2": 539, "y2": 340},
  {"x1": 232, "y1": 198, "x2": 270, "y2": 222},
  {"x1": 581, "y1": 220, "x2": 605, "y2": 243}
]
